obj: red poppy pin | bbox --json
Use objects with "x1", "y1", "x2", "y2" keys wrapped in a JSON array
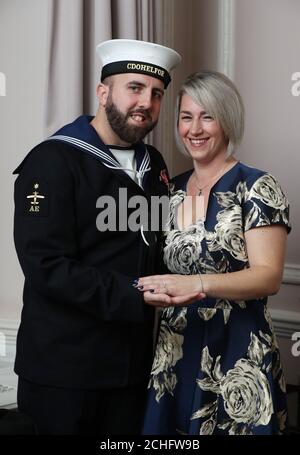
[
  {"x1": 160, "y1": 169, "x2": 169, "y2": 185},
  {"x1": 159, "y1": 169, "x2": 174, "y2": 195}
]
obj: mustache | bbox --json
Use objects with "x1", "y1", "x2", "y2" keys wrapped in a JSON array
[{"x1": 126, "y1": 109, "x2": 152, "y2": 122}]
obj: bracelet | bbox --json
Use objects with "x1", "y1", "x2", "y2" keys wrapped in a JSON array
[{"x1": 198, "y1": 274, "x2": 204, "y2": 293}]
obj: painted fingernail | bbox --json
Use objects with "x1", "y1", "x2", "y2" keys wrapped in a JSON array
[
  {"x1": 133, "y1": 279, "x2": 139, "y2": 284},
  {"x1": 150, "y1": 289, "x2": 155, "y2": 293},
  {"x1": 138, "y1": 286, "x2": 144, "y2": 290}
]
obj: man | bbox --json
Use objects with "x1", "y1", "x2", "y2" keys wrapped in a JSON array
[{"x1": 13, "y1": 39, "x2": 182, "y2": 435}]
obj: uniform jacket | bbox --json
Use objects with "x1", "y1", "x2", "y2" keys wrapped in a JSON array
[{"x1": 13, "y1": 115, "x2": 169, "y2": 389}]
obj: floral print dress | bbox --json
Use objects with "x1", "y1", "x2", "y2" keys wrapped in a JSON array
[{"x1": 142, "y1": 162, "x2": 291, "y2": 435}]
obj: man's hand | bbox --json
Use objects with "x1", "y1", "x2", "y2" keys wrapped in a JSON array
[{"x1": 142, "y1": 290, "x2": 205, "y2": 308}]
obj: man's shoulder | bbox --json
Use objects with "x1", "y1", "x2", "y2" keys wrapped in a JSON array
[
  {"x1": 145, "y1": 143, "x2": 162, "y2": 157},
  {"x1": 13, "y1": 139, "x2": 76, "y2": 176},
  {"x1": 145, "y1": 144, "x2": 166, "y2": 168}
]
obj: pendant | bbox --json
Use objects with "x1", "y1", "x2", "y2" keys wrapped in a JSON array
[{"x1": 198, "y1": 189, "x2": 202, "y2": 196}]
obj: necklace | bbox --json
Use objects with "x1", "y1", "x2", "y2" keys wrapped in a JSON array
[{"x1": 192, "y1": 161, "x2": 231, "y2": 196}]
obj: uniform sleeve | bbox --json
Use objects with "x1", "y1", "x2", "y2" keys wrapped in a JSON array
[
  {"x1": 243, "y1": 173, "x2": 291, "y2": 233},
  {"x1": 13, "y1": 144, "x2": 146, "y2": 323}
]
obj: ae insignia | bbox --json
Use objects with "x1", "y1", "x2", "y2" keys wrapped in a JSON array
[{"x1": 24, "y1": 182, "x2": 49, "y2": 216}]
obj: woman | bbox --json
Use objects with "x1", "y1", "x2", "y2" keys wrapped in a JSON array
[{"x1": 138, "y1": 71, "x2": 291, "y2": 435}]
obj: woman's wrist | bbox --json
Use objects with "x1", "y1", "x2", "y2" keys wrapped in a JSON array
[
  {"x1": 197, "y1": 274, "x2": 204, "y2": 293},
  {"x1": 196, "y1": 273, "x2": 209, "y2": 295}
]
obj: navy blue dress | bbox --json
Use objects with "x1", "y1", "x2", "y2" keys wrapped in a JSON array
[{"x1": 143, "y1": 162, "x2": 291, "y2": 435}]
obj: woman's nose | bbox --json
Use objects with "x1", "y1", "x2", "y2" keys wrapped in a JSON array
[{"x1": 190, "y1": 119, "x2": 203, "y2": 135}]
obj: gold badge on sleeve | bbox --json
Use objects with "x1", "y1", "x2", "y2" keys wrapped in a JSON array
[
  {"x1": 27, "y1": 183, "x2": 44, "y2": 212},
  {"x1": 24, "y1": 181, "x2": 49, "y2": 216}
]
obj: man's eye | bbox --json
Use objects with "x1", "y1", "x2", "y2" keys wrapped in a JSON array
[
  {"x1": 129, "y1": 86, "x2": 140, "y2": 92},
  {"x1": 153, "y1": 91, "x2": 163, "y2": 99}
]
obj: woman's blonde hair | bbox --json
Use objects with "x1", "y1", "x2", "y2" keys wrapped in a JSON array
[{"x1": 175, "y1": 71, "x2": 245, "y2": 157}]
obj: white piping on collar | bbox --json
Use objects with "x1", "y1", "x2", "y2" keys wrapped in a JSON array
[{"x1": 49, "y1": 135, "x2": 151, "y2": 188}]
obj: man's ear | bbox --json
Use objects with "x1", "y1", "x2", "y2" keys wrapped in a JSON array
[{"x1": 96, "y1": 83, "x2": 110, "y2": 107}]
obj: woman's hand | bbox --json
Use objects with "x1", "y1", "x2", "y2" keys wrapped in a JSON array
[{"x1": 136, "y1": 274, "x2": 206, "y2": 298}]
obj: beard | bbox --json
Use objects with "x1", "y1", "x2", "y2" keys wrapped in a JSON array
[{"x1": 105, "y1": 94, "x2": 158, "y2": 144}]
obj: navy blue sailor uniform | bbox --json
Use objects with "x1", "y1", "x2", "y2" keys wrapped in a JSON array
[{"x1": 13, "y1": 115, "x2": 169, "y2": 397}]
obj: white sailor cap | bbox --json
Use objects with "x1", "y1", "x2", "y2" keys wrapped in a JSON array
[{"x1": 96, "y1": 39, "x2": 181, "y2": 88}]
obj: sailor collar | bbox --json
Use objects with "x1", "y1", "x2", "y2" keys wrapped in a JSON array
[{"x1": 47, "y1": 115, "x2": 151, "y2": 188}]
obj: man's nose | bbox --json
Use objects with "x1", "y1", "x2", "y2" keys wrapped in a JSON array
[{"x1": 138, "y1": 90, "x2": 152, "y2": 109}]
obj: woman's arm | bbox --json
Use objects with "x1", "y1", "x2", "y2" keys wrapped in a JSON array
[
  {"x1": 138, "y1": 225, "x2": 287, "y2": 304},
  {"x1": 201, "y1": 225, "x2": 287, "y2": 300}
]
